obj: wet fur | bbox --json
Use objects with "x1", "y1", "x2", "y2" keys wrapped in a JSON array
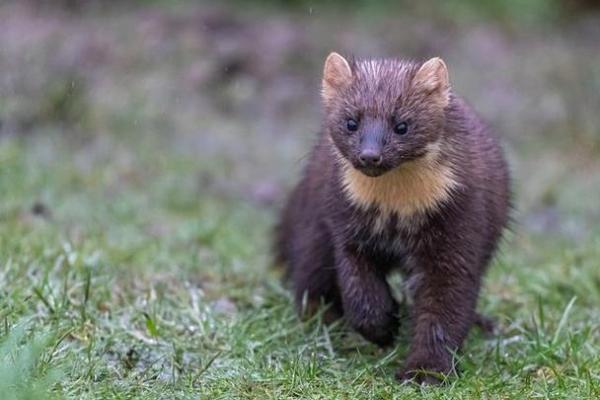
[{"x1": 275, "y1": 55, "x2": 510, "y2": 384}]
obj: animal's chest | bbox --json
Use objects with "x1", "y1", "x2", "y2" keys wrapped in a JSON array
[{"x1": 348, "y1": 211, "x2": 422, "y2": 268}]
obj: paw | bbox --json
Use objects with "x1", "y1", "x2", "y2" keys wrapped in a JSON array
[
  {"x1": 354, "y1": 315, "x2": 399, "y2": 347},
  {"x1": 361, "y1": 326, "x2": 396, "y2": 347},
  {"x1": 395, "y1": 355, "x2": 453, "y2": 385}
]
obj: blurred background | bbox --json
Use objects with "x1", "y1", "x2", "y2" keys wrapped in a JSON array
[
  {"x1": 2, "y1": 0, "x2": 600, "y2": 236},
  {"x1": 1, "y1": 1, "x2": 600, "y2": 397}
]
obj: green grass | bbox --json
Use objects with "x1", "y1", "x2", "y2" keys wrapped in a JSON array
[
  {"x1": 1, "y1": 1, "x2": 600, "y2": 398},
  {"x1": 1, "y1": 129, "x2": 599, "y2": 399}
]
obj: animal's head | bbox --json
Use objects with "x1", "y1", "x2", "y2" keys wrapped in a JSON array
[{"x1": 322, "y1": 53, "x2": 451, "y2": 177}]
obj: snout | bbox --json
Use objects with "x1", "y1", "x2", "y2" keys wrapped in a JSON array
[
  {"x1": 356, "y1": 120, "x2": 387, "y2": 176},
  {"x1": 359, "y1": 149, "x2": 383, "y2": 168},
  {"x1": 356, "y1": 148, "x2": 387, "y2": 177}
]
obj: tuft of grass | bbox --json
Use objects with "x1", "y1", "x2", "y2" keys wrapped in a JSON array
[{"x1": 0, "y1": 321, "x2": 61, "y2": 400}]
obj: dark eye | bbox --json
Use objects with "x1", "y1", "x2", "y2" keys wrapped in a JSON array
[
  {"x1": 393, "y1": 121, "x2": 408, "y2": 135},
  {"x1": 346, "y1": 118, "x2": 359, "y2": 132}
]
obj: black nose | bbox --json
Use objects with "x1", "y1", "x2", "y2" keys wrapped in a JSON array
[{"x1": 359, "y1": 150, "x2": 383, "y2": 167}]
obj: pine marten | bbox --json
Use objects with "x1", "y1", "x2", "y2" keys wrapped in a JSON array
[{"x1": 275, "y1": 53, "x2": 510, "y2": 384}]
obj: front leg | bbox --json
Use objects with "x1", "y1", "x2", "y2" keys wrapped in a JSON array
[
  {"x1": 396, "y1": 252, "x2": 480, "y2": 384},
  {"x1": 336, "y1": 248, "x2": 399, "y2": 347}
]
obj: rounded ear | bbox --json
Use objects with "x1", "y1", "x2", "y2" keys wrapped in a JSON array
[
  {"x1": 413, "y1": 57, "x2": 450, "y2": 107},
  {"x1": 322, "y1": 52, "x2": 352, "y2": 102}
]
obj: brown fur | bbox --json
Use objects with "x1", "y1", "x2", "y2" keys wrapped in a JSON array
[{"x1": 275, "y1": 53, "x2": 511, "y2": 385}]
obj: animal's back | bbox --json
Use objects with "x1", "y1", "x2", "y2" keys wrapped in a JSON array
[{"x1": 448, "y1": 97, "x2": 510, "y2": 265}]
